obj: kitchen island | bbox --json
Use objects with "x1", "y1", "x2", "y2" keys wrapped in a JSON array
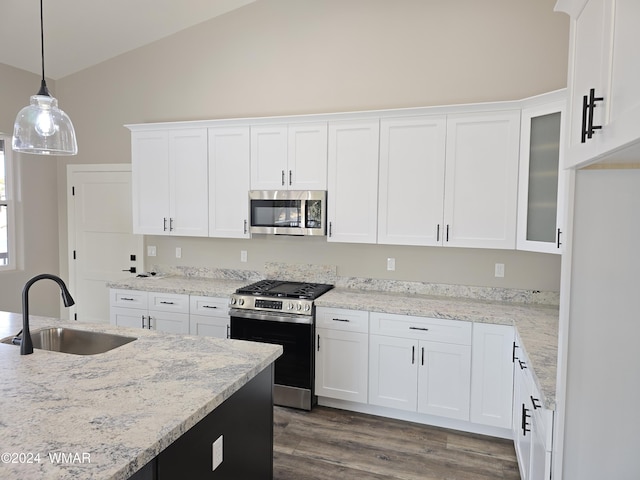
[{"x1": 0, "y1": 311, "x2": 282, "y2": 480}]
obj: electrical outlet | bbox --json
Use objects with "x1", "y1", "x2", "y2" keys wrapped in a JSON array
[
  {"x1": 387, "y1": 258, "x2": 396, "y2": 271},
  {"x1": 175, "y1": 247, "x2": 182, "y2": 259},
  {"x1": 495, "y1": 263, "x2": 505, "y2": 278},
  {"x1": 212, "y1": 435, "x2": 223, "y2": 471},
  {"x1": 147, "y1": 246, "x2": 157, "y2": 257},
  {"x1": 240, "y1": 250, "x2": 248, "y2": 262}
]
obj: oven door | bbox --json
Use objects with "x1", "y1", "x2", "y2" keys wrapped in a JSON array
[{"x1": 229, "y1": 308, "x2": 316, "y2": 410}]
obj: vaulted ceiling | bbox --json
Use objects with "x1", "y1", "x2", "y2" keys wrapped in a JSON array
[{"x1": 1, "y1": 0, "x2": 256, "y2": 79}]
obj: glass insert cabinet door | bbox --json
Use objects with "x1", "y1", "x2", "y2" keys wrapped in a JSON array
[{"x1": 517, "y1": 99, "x2": 566, "y2": 254}]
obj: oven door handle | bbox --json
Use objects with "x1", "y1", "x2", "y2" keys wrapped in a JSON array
[{"x1": 229, "y1": 308, "x2": 314, "y2": 325}]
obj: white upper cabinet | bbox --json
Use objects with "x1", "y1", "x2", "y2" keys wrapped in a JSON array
[
  {"x1": 443, "y1": 111, "x2": 521, "y2": 249},
  {"x1": 131, "y1": 128, "x2": 208, "y2": 236},
  {"x1": 250, "y1": 123, "x2": 327, "y2": 190},
  {"x1": 378, "y1": 116, "x2": 447, "y2": 246},
  {"x1": 288, "y1": 123, "x2": 328, "y2": 190},
  {"x1": 131, "y1": 131, "x2": 170, "y2": 235},
  {"x1": 558, "y1": 0, "x2": 640, "y2": 167},
  {"x1": 517, "y1": 96, "x2": 567, "y2": 254},
  {"x1": 327, "y1": 119, "x2": 380, "y2": 243},
  {"x1": 208, "y1": 127, "x2": 250, "y2": 238}
]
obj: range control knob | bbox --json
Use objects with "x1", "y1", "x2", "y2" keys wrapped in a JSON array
[
  {"x1": 286, "y1": 302, "x2": 294, "y2": 310},
  {"x1": 230, "y1": 298, "x2": 237, "y2": 305},
  {"x1": 304, "y1": 304, "x2": 311, "y2": 312},
  {"x1": 296, "y1": 304, "x2": 302, "y2": 311},
  {"x1": 238, "y1": 298, "x2": 245, "y2": 306}
]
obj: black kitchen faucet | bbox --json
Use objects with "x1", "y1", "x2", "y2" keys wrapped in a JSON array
[{"x1": 20, "y1": 274, "x2": 75, "y2": 355}]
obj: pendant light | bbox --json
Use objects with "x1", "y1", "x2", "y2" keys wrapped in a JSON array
[{"x1": 12, "y1": 0, "x2": 77, "y2": 156}]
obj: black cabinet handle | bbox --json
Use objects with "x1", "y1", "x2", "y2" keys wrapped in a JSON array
[
  {"x1": 409, "y1": 326, "x2": 429, "y2": 332},
  {"x1": 329, "y1": 222, "x2": 333, "y2": 237},
  {"x1": 412, "y1": 345, "x2": 415, "y2": 364},
  {"x1": 519, "y1": 359, "x2": 527, "y2": 370},
  {"x1": 244, "y1": 219, "x2": 248, "y2": 234},
  {"x1": 436, "y1": 224, "x2": 440, "y2": 242},
  {"x1": 530, "y1": 396, "x2": 542, "y2": 410},
  {"x1": 512, "y1": 342, "x2": 519, "y2": 363},
  {"x1": 521, "y1": 403, "x2": 531, "y2": 436},
  {"x1": 581, "y1": 88, "x2": 604, "y2": 143},
  {"x1": 317, "y1": 334, "x2": 320, "y2": 351},
  {"x1": 163, "y1": 217, "x2": 168, "y2": 231},
  {"x1": 446, "y1": 224, "x2": 450, "y2": 242},
  {"x1": 169, "y1": 218, "x2": 174, "y2": 231},
  {"x1": 587, "y1": 88, "x2": 603, "y2": 139},
  {"x1": 581, "y1": 94, "x2": 589, "y2": 143},
  {"x1": 289, "y1": 170, "x2": 292, "y2": 186},
  {"x1": 421, "y1": 346, "x2": 425, "y2": 366},
  {"x1": 557, "y1": 228, "x2": 562, "y2": 248},
  {"x1": 281, "y1": 170, "x2": 285, "y2": 186}
]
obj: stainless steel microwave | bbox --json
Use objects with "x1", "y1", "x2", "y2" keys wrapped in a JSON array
[{"x1": 249, "y1": 190, "x2": 327, "y2": 236}]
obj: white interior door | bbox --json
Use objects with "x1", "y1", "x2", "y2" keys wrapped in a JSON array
[{"x1": 68, "y1": 165, "x2": 143, "y2": 323}]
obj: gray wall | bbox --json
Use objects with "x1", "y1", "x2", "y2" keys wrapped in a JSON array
[
  {"x1": 0, "y1": 63, "x2": 60, "y2": 315},
  {"x1": 1, "y1": 0, "x2": 569, "y2": 314}
]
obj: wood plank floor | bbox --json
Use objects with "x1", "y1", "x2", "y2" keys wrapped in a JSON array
[{"x1": 274, "y1": 406, "x2": 521, "y2": 480}]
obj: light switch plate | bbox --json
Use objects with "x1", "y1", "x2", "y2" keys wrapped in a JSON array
[
  {"x1": 387, "y1": 258, "x2": 396, "y2": 271},
  {"x1": 495, "y1": 263, "x2": 505, "y2": 278},
  {"x1": 175, "y1": 247, "x2": 182, "y2": 259},
  {"x1": 147, "y1": 246, "x2": 157, "y2": 257},
  {"x1": 240, "y1": 250, "x2": 248, "y2": 262}
]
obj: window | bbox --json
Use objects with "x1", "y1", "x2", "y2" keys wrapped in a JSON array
[{"x1": 0, "y1": 136, "x2": 15, "y2": 270}]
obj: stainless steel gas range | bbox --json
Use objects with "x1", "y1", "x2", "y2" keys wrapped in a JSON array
[{"x1": 228, "y1": 279, "x2": 334, "y2": 410}]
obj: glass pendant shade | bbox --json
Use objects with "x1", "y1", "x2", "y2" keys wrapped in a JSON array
[{"x1": 13, "y1": 93, "x2": 78, "y2": 156}]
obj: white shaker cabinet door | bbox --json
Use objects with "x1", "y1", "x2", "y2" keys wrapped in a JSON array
[
  {"x1": 208, "y1": 127, "x2": 250, "y2": 238},
  {"x1": 131, "y1": 130, "x2": 170, "y2": 235},
  {"x1": 470, "y1": 323, "x2": 514, "y2": 429},
  {"x1": 327, "y1": 120, "x2": 380, "y2": 244},
  {"x1": 417, "y1": 341, "x2": 471, "y2": 421},
  {"x1": 250, "y1": 125, "x2": 288, "y2": 190},
  {"x1": 288, "y1": 123, "x2": 328, "y2": 190},
  {"x1": 315, "y1": 328, "x2": 368, "y2": 403},
  {"x1": 168, "y1": 129, "x2": 209, "y2": 237},
  {"x1": 369, "y1": 335, "x2": 418, "y2": 411},
  {"x1": 378, "y1": 116, "x2": 446, "y2": 246},
  {"x1": 443, "y1": 111, "x2": 520, "y2": 249}
]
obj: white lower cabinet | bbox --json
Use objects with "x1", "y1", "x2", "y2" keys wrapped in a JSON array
[
  {"x1": 315, "y1": 307, "x2": 369, "y2": 403},
  {"x1": 368, "y1": 312, "x2": 472, "y2": 421},
  {"x1": 470, "y1": 323, "x2": 514, "y2": 429},
  {"x1": 109, "y1": 288, "x2": 190, "y2": 334},
  {"x1": 513, "y1": 335, "x2": 553, "y2": 480},
  {"x1": 189, "y1": 295, "x2": 230, "y2": 339}
]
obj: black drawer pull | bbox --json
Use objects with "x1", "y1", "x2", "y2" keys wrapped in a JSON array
[
  {"x1": 530, "y1": 396, "x2": 542, "y2": 410},
  {"x1": 160, "y1": 301, "x2": 175, "y2": 305},
  {"x1": 409, "y1": 326, "x2": 429, "y2": 332},
  {"x1": 121, "y1": 297, "x2": 135, "y2": 302},
  {"x1": 202, "y1": 305, "x2": 218, "y2": 309},
  {"x1": 332, "y1": 318, "x2": 350, "y2": 323}
]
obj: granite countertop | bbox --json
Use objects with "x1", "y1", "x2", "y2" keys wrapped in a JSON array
[
  {"x1": 315, "y1": 288, "x2": 559, "y2": 410},
  {"x1": 107, "y1": 275, "x2": 247, "y2": 298},
  {"x1": 0, "y1": 312, "x2": 281, "y2": 480},
  {"x1": 108, "y1": 272, "x2": 559, "y2": 410}
]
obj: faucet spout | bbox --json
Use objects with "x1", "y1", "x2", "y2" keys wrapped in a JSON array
[{"x1": 21, "y1": 274, "x2": 75, "y2": 355}]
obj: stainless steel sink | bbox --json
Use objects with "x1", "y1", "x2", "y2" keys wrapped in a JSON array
[{"x1": 0, "y1": 327, "x2": 136, "y2": 355}]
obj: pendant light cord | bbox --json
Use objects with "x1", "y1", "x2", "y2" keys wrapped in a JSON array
[{"x1": 37, "y1": 0, "x2": 50, "y2": 96}]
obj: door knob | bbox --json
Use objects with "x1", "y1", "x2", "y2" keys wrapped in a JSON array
[{"x1": 122, "y1": 267, "x2": 137, "y2": 273}]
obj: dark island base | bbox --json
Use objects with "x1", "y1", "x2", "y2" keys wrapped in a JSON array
[{"x1": 131, "y1": 364, "x2": 274, "y2": 480}]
